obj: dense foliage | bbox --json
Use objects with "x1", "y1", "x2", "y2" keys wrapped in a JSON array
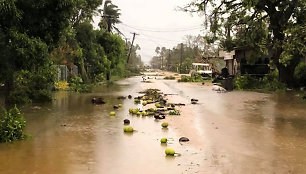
[
  {"x1": 294, "y1": 63, "x2": 306, "y2": 87},
  {"x1": 69, "y1": 76, "x2": 93, "y2": 93},
  {"x1": 184, "y1": 0, "x2": 306, "y2": 87},
  {"x1": 234, "y1": 71, "x2": 286, "y2": 92},
  {"x1": 0, "y1": 106, "x2": 26, "y2": 143},
  {"x1": 0, "y1": 0, "x2": 143, "y2": 104}
]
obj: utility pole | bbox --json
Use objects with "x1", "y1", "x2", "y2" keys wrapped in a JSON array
[
  {"x1": 161, "y1": 55, "x2": 163, "y2": 70},
  {"x1": 180, "y1": 43, "x2": 183, "y2": 74},
  {"x1": 127, "y1": 32, "x2": 139, "y2": 63},
  {"x1": 167, "y1": 49, "x2": 171, "y2": 71}
]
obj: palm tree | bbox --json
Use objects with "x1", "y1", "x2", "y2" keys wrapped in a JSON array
[{"x1": 99, "y1": 0, "x2": 121, "y2": 34}]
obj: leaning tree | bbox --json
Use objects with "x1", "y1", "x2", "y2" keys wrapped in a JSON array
[{"x1": 184, "y1": 0, "x2": 305, "y2": 87}]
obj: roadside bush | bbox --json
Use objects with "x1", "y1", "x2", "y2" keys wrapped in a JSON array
[
  {"x1": 164, "y1": 76, "x2": 175, "y2": 80},
  {"x1": 0, "y1": 105, "x2": 26, "y2": 143},
  {"x1": 234, "y1": 71, "x2": 286, "y2": 92},
  {"x1": 7, "y1": 87, "x2": 31, "y2": 105},
  {"x1": 178, "y1": 75, "x2": 192, "y2": 82},
  {"x1": 234, "y1": 74, "x2": 259, "y2": 90},
  {"x1": 69, "y1": 76, "x2": 93, "y2": 93},
  {"x1": 261, "y1": 71, "x2": 286, "y2": 92},
  {"x1": 7, "y1": 68, "x2": 55, "y2": 105},
  {"x1": 54, "y1": 81, "x2": 69, "y2": 90},
  {"x1": 30, "y1": 89, "x2": 53, "y2": 102},
  {"x1": 94, "y1": 73, "x2": 106, "y2": 83},
  {"x1": 125, "y1": 66, "x2": 141, "y2": 77},
  {"x1": 294, "y1": 62, "x2": 306, "y2": 87},
  {"x1": 178, "y1": 73, "x2": 204, "y2": 82}
]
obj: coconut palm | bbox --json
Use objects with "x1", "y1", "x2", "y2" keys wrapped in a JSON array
[{"x1": 99, "y1": 0, "x2": 121, "y2": 34}]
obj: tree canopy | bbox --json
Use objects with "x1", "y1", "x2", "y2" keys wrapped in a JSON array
[
  {"x1": 0, "y1": 0, "x2": 143, "y2": 105},
  {"x1": 184, "y1": 0, "x2": 306, "y2": 86},
  {"x1": 150, "y1": 35, "x2": 219, "y2": 73}
]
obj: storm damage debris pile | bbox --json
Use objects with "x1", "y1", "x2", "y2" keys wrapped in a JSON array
[{"x1": 128, "y1": 89, "x2": 182, "y2": 118}]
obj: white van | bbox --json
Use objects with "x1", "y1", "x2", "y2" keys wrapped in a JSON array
[{"x1": 190, "y1": 63, "x2": 213, "y2": 77}]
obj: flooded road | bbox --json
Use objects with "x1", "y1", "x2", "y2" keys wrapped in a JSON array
[{"x1": 0, "y1": 74, "x2": 306, "y2": 174}]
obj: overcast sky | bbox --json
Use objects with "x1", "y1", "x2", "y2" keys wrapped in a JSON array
[{"x1": 95, "y1": 0, "x2": 205, "y2": 64}]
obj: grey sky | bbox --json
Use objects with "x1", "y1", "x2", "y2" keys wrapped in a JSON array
[{"x1": 106, "y1": 0, "x2": 205, "y2": 64}]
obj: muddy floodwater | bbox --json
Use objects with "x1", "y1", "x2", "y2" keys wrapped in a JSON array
[{"x1": 0, "y1": 75, "x2": 306, "y2": 174}]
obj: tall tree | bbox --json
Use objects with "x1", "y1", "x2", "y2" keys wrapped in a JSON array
[
  {"x1": 184, "y1": 0, "x2": 306, "y2": 87},
  {"x1": 71, "y1": 0, "x2": 104, "y2": 26},
  {"x1": 99, "y1": 0, "x2": 121, "y2": 33},
  {"x1": 0, "y1": 0, "x2": 79, "y2": 104}
]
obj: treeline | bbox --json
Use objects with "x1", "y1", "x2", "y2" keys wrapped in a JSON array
[
  {"x1": 150, "y1": 35, "x2": 219, "y2": 74},
  {"x1": 0, "y1": 0, "x2": 143, "y2": 105}
]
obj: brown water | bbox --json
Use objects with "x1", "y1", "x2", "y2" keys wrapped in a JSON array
[{"x1": 0, "y1": 75, "x2": 306, "y2": 174}]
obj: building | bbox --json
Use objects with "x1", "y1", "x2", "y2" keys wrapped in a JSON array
[
  {"x1": 55, "y1": 65, "x2": 78, "y2": 81},
  {"x1": 220, "y1": 48, "x2": 270, "y2": 77}
]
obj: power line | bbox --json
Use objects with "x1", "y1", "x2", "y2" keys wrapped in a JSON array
[
  {"x1": 118, "y1": 25, "x2": 186, "y2": 46},
  {"x1": 138, "y1": 35, "x2": 162, "y2": 46},
  {"x1": 119, "y1": 23, "x2": 203, "y2": 33},
  {"x1": 139, "y1": 32, "x2": 182, "y2": 43},
  {"x1": 120, "y1": 23, "x2": 203, "y2": 30}
]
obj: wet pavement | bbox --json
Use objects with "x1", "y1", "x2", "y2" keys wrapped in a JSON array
[{"x1": 0, "y1": 73, "x2": 306, "y2": 174}]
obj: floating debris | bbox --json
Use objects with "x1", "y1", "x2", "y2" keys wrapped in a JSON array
[
  {"x1": 91, "y1": 97, "x2": 105, "y2": 104},
  {"x1": 212, "y1": 85, "x2": 226, "y2": 92},
  {"x1": 165, "y1": 148, "x2": 175, "y2": 156},
  {"x1": 117, "y1": 96, "x2": 126, "y2": 100},
  {"x1": 113, "y1": 105, "x2": 119, "y2": 109},
  {"x1": 169, "y1": 110, "x2": 180, "y2": 115},
  {"x1": 123, "y1": 119, "x2": 130, "y2": 124},
  {"x1": 110, "y1": 111, "x2": 116, "y2": 116},
  {"x1": 154, "y1": 115, "x2": 165, "y2": 119},
  {"x1": 191, "y1": 98, "x2": 198, "y2": 104},
  {"x1": 179, "y1": 137, "x2": 190, "y2": 142},
  {"x1": 123, "y1": 126, "x2": 134, "y2": 132},
  {"x1": 161, "y1": 122, "x2": 169, "y2": 128},
  {"x1": 160, "y1": 138, "x2": 168, "y2": 143}
]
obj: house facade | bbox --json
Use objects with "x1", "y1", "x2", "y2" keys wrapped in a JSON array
[{"x1": 220, "y1": 48, "x2": 271, "y2": 77}]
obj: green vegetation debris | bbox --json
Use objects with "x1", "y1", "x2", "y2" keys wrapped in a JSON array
[
  {"x1": 165, "y1": 148, "x2": 175, "y2": 156},
  {"x1": 161, "y1": 122, "x2": 169, "y2": 128},
  {"x1": 123, "y1": 126, "x2": 134, "y2": 132}
]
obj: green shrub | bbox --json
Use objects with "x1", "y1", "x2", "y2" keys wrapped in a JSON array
[
  {"x1": 234, "y1": 71, "x2": 286, "y2": 92},
  {"x1": 69, "y1": 76, "x2": 93, "y2": 93},
  {"x1": 7, "y1": 87, "x2": 31, "y2": 105},
  {"x1": 261, "y1": 71, "x2": 286, "y2": 92},
  {"x1": 7, "y1": 68, "x2": 55, "y2": 105},
  {"x1": 178, "y1": 75, "x2": 192, "y2": 82},
  {"x1": 30, "y1": 89, "x2": 53, "y2": 102},
  {"x1": 234, "y1": 74, "x2": 259, "y2": 90},
  {"x1": 125, "y1": 66, "x2": 141, "y2": 77},
  {"x1": 164, "y1": 76, "x2": 175, "y2": 80},
  {"x1": 178, "y1": 73, "x2": 204, "y2": 82},
  {"x1": 54, "y1": 81, "x2": 69, "y2": 90},
  {"x1": 94, "y1": 73, "x2": 106, "y2": 83},
  {"x1": 294, "y1": 62, "x2": 306, "y2": 87},
  {"x1": 0, "y1": 105, "x2": 26, "y2": 143}
]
